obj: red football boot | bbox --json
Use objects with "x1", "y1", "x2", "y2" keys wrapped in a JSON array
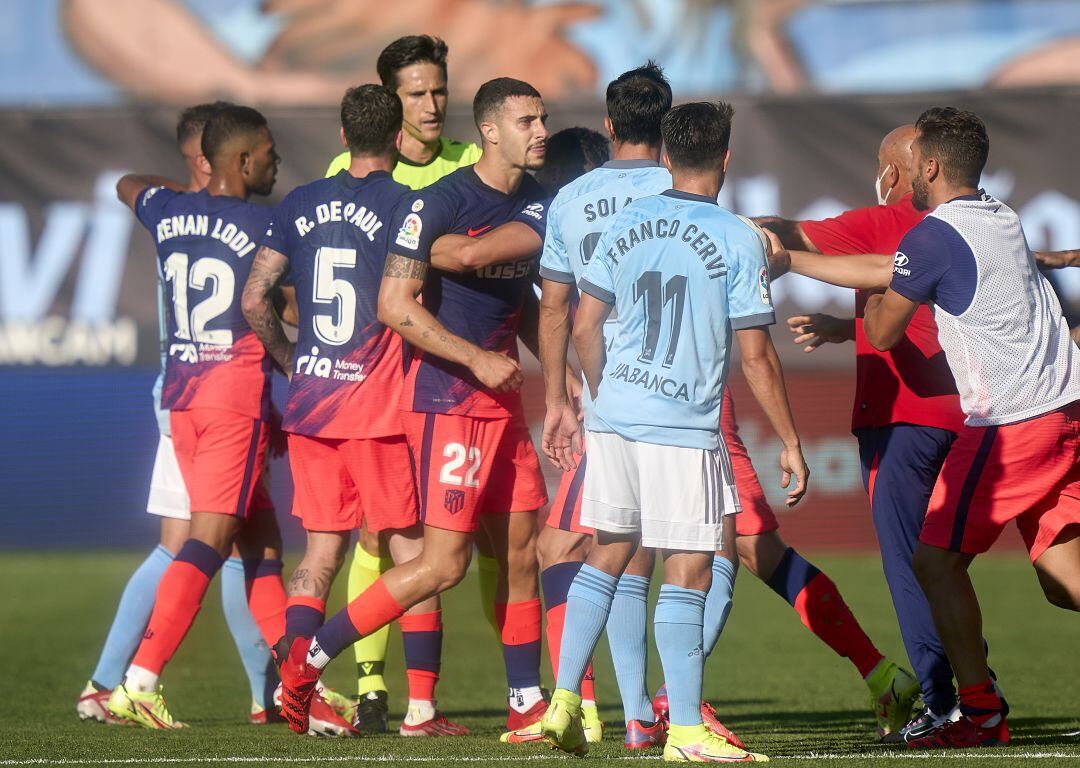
[
  {"x1": 907, "y1": 716, "x2": 1010, "y2": 750},
  {"x1": 278, "y1": 636, "x2": 321, "y2": 735},
  {"x1": 624, "y1": 719, "x2": 667, "y2": 750}
]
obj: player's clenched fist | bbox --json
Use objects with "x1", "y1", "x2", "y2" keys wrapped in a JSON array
[{"x1": 470, "y1": 350, "x2": 524, "y2": 392}]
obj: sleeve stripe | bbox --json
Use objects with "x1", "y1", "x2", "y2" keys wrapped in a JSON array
[
  {"x1": 578, "y1": 278, "x2": 615, "y2": 304},
  {"x1": 730, "y1": 311, "x2": 776, "y2": 330},
  {"x1": 539, "y1": 265, "x2": 575, "y2": 284}
]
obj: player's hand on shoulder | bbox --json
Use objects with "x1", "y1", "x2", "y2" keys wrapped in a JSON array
[
  {"x1": 787, "y1": 313, "x2": 852, "y2": 352},
  {"x1": 779, "y1": 444, "x2": 810, "y2": 507},
  {"x1": 764, "y1": 227, "x2": 791, "y2": 279},
  {"x1": 470, "y1": 350, "x2": 524, "y2": 393}
]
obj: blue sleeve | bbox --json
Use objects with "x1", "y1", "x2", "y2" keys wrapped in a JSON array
[
  {"x1": 727, "y1": 223, "x2": 775, "y2": 330},
  {"x1": 135, "y1": 186, "x2": 178, "y2": 231},
  {"x1": 513, "y1": 196, "x2": 551, "y2": 240},
  {"x1": 388, "y1": 190, "x2": 454, "y2": 263},
  {"x1": 261, "y1": 197, "x2": 291, "y2": 256},
  {"x1": 538, "y1": 199, "x2": 573, "y2": 283},
  {"x1": 890, "y1": 219, "x2": 951, "y2": 304},
  {"x1": 578, "y1": 229, "x2": 616, "y2": 304}
]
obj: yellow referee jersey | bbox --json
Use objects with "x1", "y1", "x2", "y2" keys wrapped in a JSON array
[{"x1": 325, "y1": 136, "x2": 482, "y2": 190}]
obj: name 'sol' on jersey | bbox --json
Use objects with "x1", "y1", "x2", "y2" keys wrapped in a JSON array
[
  {"x1": 263, "y1": 170, "x2": 411, "y2": 439},
  {"x1": 136, "y1": 187, "x2": 272, "y2": 420},
  {"x1": 388, "y1": 166, "x2": 548, "y2": 417},
  {"x1": 580, "y1": 190, "x2": 774, "y2": 450}
]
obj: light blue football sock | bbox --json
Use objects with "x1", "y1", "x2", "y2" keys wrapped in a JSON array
[
  {"x1": 221, "y1": 557, "x2": 278, "y2": 708},
  {"x1": 555, "y1": 564, "x2": 618, "y2": 695},
  {"x1": 91, "y1": 544, "x2": 173, "y2": 689},
  {"x1": 605, "y1": 574, "x2": 654, "y2": 724},
  {"x1": 703, "y1": 556, "x2": 737, "y2": 657},
  {"x1": 655, "y1": 584, "x2": 707, "y2": 727}
]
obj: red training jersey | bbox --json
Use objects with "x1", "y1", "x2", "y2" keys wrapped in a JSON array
[{"x1": 800, "y1": 194, "x2": 964, "y2": 434}]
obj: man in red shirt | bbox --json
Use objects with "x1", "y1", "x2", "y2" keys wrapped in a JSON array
[{"x1": 758, "y1": 124, "x2": 970, "y2": 742}]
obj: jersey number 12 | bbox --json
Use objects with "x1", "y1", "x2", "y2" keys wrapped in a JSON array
[{"x1": 164, "y1": 252, "x2": 234, "y2": 346}]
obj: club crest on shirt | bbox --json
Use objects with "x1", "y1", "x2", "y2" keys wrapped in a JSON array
[
  {"x1": 396, "y1": 212, "x2": 422, "y2": 250},
  {"x1": 444, "y1": 489, "x2": 466, "y2": 515}
]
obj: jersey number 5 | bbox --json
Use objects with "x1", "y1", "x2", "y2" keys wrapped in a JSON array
[
  {"x1": 164, "y1": 252, "x2": 234, "y2": 346},
  {"x1": 634, "y1": 270, "x2": 687, "y2": 367},
  {"x1": 313, "y1": 247, "x2": 357, "y2": 346}
]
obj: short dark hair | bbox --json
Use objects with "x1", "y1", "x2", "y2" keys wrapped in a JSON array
[
  {"x1": 472, "y1": 77, "x2": 542, "y2": 128},
  {"x1": 537, "y1": 127, "x2": 611, "y2": 193},
  {"x1": 661, "y1": 101, "x2": 735, "y2": 171},
  {"x1": 176, "y1": 101, "x2": 233, "y2": 146},
  {"x1": 341, "y1": 84, "x2": 402, "y2": 156},
  {"x1": 377, "y1": 35, "x2": 448, "y2": 89},
  {"x1": 200, "y1": 105, "x2": 268, "y2": 165},
  {"x1": 914, "y1": 107, "x2": 989, "y2": 187},
  {"x1": 605, "y1": 62, "x2": 671, "y2": 147}
]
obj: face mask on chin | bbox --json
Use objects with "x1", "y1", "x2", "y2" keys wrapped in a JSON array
[{"x1": 875, "y1": 163, "x2": 893, "y2": 206}]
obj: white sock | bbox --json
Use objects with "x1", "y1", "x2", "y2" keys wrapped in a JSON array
[
  {"x1": 123, "y1": 665, "x2": 158, "y2": 693},
  {"x1": 404, "y1": 699, "x2": 436, "y2": 725},
  {"x1": 306, "y1": 637, "x2": 331, "y2": 670},
  {"x1": 509, "y1": 686, "x2": 544, "y2": 713},
  {"x1": 582, "y1": 698, "x2": 596, "y2": 708}
]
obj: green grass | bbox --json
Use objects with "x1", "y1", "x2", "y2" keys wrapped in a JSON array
[{"x1": 1, "y1": 551, "x2": 1077, "y2": 767}]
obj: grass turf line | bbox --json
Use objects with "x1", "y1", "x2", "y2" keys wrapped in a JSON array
[{"x1": 1, "y1": 552, "x2": 1077, "y2": 767}]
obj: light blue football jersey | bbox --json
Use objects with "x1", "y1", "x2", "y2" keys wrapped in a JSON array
[
  {"x1": 538, "y1": 159, "x2": 672, "y2": 421},
  {"x1": 579, "y1": 189, "x2": 775, "y2": 450}
]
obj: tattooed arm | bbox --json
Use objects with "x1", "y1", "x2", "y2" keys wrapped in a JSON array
[
  {"x1": 377, "y1": 253, "x2": 523, "y2": 392},
  {"x1": 242, "y1": 246, "x2": 295, "y2": 376}
]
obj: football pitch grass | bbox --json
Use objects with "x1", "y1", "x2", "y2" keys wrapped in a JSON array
[{"x1": 2, "y1": 551, "x2": 1078, "y2": 767}]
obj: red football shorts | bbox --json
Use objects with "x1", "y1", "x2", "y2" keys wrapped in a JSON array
[
  {"x1": 403, "y1": 410, "x2": 548, "y2": 533},
  {"x1": 288, "y1": 433, "x2": 418, "y2": 533},
  {"x1": 921, "y1": 401, "x2": 1080, "y2": 562},
  {"x1": 170, "y1": 408, "x2": 269, "y2": 517},
  {"x1": 545, "y1": 389, "x2": 779, "y2": 539}
]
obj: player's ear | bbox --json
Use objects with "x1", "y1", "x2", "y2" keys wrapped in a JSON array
[
  {"x1": 660, "y1": 148, "x2": 672, "y2": 172},
  {"x1": 340, "y1": 126, "x2": 348, "y2": 149},
  {"x1": 721, "y1": 148, "x2": 731, "y2": 174},
  {"x1": 479, "y1": 119, "x2": 498, "y2": 146},
  {"x1": 239, "y1": 150, "x2": 252, "y2": 177},
  {"x1": 926, "y1": 157, "x2": 940, "y2": 183},
  {"x1": 603, "y1": 116, "x2": 615, "y2": 143},
  {"x1": 394, "y1": 129, "x2": 404, "y2": 153},
  {"x1": 195, "y1": 154, "x2": 211, "y2": 178}
]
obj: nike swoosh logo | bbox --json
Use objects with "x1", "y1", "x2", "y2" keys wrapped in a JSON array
[{"x1": 467, "y1": 225, "x2": 492, "y2": 237}]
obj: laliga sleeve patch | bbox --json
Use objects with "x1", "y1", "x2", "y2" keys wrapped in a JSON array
[
  {"x1": 759, "y1": 265, "x2": 771, "y2": 304},
  {"x1": 141, "y1": 186, "x2": 162, "y2": 207},
  {"x1": 396, "y1": 212, "x2": 423, "y2": 250}
]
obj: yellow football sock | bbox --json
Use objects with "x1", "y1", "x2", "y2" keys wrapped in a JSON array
[
  {"x1": 477, "y1": 552, "x2": 499, "y2": 636},
  {"x1": 348, "y1": 542, "x2": 394, "y2": 696}
]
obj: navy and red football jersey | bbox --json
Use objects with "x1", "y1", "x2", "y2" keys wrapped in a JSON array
[
  {"x1": 263, "y1": 170, "x2": 411, "y2": 439},
  {"x1": 136, "y1": 187, "x2": 272, "y2": 420},
  {"x1": 388, "y1": 166, "x2": 548, "y2": 417}
]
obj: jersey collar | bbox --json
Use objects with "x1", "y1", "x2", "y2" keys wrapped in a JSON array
[
  {"x1": 334, "y1": 169, "x2": 394, "y2": 188},
  {"x1": 397, "y1": 137, "x2": 447, "y2": 168},
  {"x1": 662, "y1": 188, "x2": 718, "y2": 206},
  {"x1": 601, "y1": 159, "x2": 661, "y2": 169}
]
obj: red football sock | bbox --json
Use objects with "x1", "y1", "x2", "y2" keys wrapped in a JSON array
[
  {"x1": 245, "y1": 559, "x2": 287, "y2": 648},
  {"x1": 546, "y1": 602, "x2": 596, "y2": 700},
  {"x1": 496, "y1": 598, "x2": 543, "y2": 690},
  {"x1": 132, "y1": 540, "x2": 222, "y2": 674},
  {"x1": 959, "y1": 679, "x2": 1002, "y2": 727},
  {"x1": 793, "y1": 571, "x2": 884, "y2": 678},
  {"x1": 345, "y1": 578, "x2": 407, "y2": 639},
  {"x1": 400, "y1": 611, "x2": 442, "y2": 703}
]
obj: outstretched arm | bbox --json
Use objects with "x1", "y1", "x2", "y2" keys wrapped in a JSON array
[
  {"x1": 116, "y1": 174, "x2": 184, "y2": 211},
  {"x1": 788, "y1": 250, "x2": 894, "y2": 290},
  {"x1": 429, "y1": 223, "x2": 542, "y2": 273},
  {"x1": 1035, "y1": 249, "x2": 1080, "y2": 269},
  {"x1": 735, "y1": 326, "x2": 809, "y2": 506},
  {"x1": 242, "y1": 246, "x2": 295, "y2": 375},
  {"x1": 377, "y1": 253, "x2": 523, "y2": 392}
]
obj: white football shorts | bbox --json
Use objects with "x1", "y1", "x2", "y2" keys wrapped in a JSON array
[
  {"x1": 146, "y1": 433, "x2": 191, "y2": 519},
  {"x1": 580, "y1": 430, "x2": 740, "y2": 552}
]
